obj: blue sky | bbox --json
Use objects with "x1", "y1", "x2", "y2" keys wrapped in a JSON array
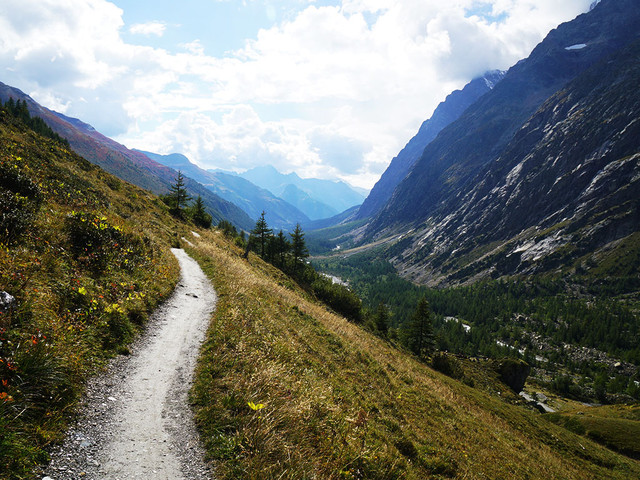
[{"x1": 0, "y1": 0, "x2": 593, "y2": 189}]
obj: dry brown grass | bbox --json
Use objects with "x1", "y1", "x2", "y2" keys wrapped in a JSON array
[{"x1": 189, "y1": 230, "x2": 640, "y2": 479}]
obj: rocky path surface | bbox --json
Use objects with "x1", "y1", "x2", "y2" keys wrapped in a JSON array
[{"x1": 42, "y1": 249, "x2": 216, "y2": 480}]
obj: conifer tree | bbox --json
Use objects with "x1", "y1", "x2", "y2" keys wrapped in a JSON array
[
  {"x1": 405, "y1": 297, "x2": 435, "y2": 358},
  {"x1": 272, "y1": 229, "x2": 290, "y2": 268},
  {"x1": 290, "y1": 223, "x2": 308, "y2": 270},
  {"x1": 190, "y1": 195, "x2": 212, "y2": 228},
  {"x1": 374, "y1": 301, "x2": 390, "y2": 336},
  {"x1": 251, "y1": 211, "x2": 272, "y2": 259},
  {"x1": 166, "y1": 171, "x2": 191, "y2": 218}
]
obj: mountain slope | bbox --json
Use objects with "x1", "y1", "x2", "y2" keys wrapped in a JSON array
[
  {"x1": 0, "y1": 82, "x2": 253, "y2": 231},
  {"x1": 356, "y1": 0, "x2": 640, "y2": 286},
  {"x1": 356, "y1": 70, "x2": 505, "y2": 220},
  {"x1": 139, "y1": 151, "x2": 310, "y2": 230},
  {"x1": 185, "y1": 228, "x2": 640, "y2": 480},
  {"x1": 368, "y1": 0, "x2": 640, "y2": 237},
  {"x1": 239, "y1": 165, "x2": 365, "y2": 214},
  {"x1": 0, "y1": 106, "x2": 182, "y2": 477},
  {"x1": 279, "y1": 183, "x2": 338, "y2": 221},
  {"x1": 397, "y1": 37, "x2": 640, "y2": 285}
]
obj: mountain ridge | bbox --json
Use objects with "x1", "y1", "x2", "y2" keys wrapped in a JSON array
[
  {"x1": 368, "y1": 0, "x2": 640, "y2": 238},
  {"x1": 0, "y1": 82, "x2": 254, "y2": 231},
  {"x1": 356, "y1": 70, "x2": 505, "y2": 220},
  {"x1": 352, "y1": 0, "x2": 640, "y2": 287},
  {"x1": 239, "y1": 164, "x2": 366, "y2": 215},
  {"x1": 138, "y1": 150, "x2": 312, "y2": 230}
]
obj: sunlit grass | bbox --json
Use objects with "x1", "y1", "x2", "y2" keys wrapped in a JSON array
[
  {"x1": 189, "y1": 230, "x2": 640, "y2": 480},
  {"x1": 0, "y1": 113, "x2": 182, "y2": 478}
]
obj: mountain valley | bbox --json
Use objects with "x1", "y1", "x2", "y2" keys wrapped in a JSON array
[{"x1": 1, "y1": 0, "x2": 639, "y2": 478}]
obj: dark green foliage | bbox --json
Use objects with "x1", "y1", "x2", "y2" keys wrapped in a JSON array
[
  {"x1": 373, "y1": 301, "x2": 390, "y2": 336},
  {"x1": 231, "y1": 213, "x2": 364, "y2": 322},
  {"x1": 2, "y1": 98, "x2": 69, "y2": 146},
  {"x1": 65, "y1": 211, "x2": 147, "y2": 274},
  {"x1": 189, "y1": 195, "x2": 212, "y2": 229},
  {"x1": 270, "y1": 230, "x2": 290, "y2": 269},
  {"x1": 250, "y1": 211, "x2": 272, "y2": 259},
  {"x1": 0, "y1": 162, "x2": 42, "y2": 244},
  {"x1": 313, "y1": 250, "x2": 640, "y2": 400},
  {"x1": 496, "y1": 358, "x2": 530, "y2": 392},
  {"x1": 310, "y1": 274, "x2": 363, "y2": 322},
  {"x1": 431, "y1": 352, "x2": 461, "y2": 379},
  {"x1": 218, "y1": 219, "x2": 238, "y2": 238},
  {"x1": 403, "y1": 298, "x2": 435, "y2": 358},
  {"x1": 290, "y1": 223, "x2": 309, "y2": 270},
  {"x1": 162, "y1": 170, "x2": 192, "y2": 218}
]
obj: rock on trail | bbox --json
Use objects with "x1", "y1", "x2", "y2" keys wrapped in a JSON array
[{"x1": 43, "y1": 249, "x2": 216, "y2": 480}]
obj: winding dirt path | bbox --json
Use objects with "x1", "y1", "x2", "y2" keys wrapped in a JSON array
[{"x1": 43, "y1": 249, "x2": 216, "y2": 480}]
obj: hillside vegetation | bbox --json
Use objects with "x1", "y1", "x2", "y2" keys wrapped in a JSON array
[
  {"x1": 186, "y1": 229, "x2": 640, "y2": 479},
  {"x1": 0, "y1": 106, "x2": 184, "y2": 477},
  {"x1": 2, "y1": 99, "x2": 640, "y2": 480}
]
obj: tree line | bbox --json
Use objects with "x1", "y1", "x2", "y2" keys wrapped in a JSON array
[
  {"x1": 162, "y1": 171, "x2": 440, "y2": 362},
  {"x1": 160, "y1": 171, "x2": 212, "y2": 228},
  {"x1": 2, "y1": 98, "x2": 69, "y2": 146}
]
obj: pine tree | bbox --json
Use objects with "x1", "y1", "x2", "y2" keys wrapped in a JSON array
[
  {"x1": 290, "y1": 223, "x2": 308, "y2": 270},
  {"x1": 405, "y1": 297, "x2": 435, "y2": 358},
  {"x1": 272, "y1": 230, "x2": 290, "y2": 268},
  {"x1": 374, "y1": 301, "x2": 390, "y2": 336},
  {"x1": 190, "y1": 195, "x2": 212, "y2": 228},
  {"x1": 166, "y1": 171, "x2": 191, "y2": 218},
  {"x1": 251, "y1": 211, "x2": 272, "y2": 259}
]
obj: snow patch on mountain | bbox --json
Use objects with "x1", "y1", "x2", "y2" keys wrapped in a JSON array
[{"x1": 565, "y1": 44, "x2": 587, "y2": 50}]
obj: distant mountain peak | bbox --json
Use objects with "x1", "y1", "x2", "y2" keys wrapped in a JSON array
[{"x1": 239, "y1": 164, "x2": 365, "y2": 216}]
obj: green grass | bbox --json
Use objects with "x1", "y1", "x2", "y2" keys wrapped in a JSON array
[
  {"x1": 546, "y1": 405, "x2": 640, "y2": 459},
  {"x1": 189, "y1": 229, "x2": 640, "y2": 480},
  {"x1": 0, "y1": 110, "x2": 183, "y2": 478}
]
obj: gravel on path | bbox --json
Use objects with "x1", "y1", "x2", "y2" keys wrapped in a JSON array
[{"x1": 41, "y1": 249, "x2": 216, "y2": 480}]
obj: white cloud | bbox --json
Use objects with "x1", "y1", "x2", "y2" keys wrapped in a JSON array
[
  {"x1": 0, "y1": 0, "x2": 593, "y2": 188},
  {"x1": 129, "y1": 21, "x2": 167, "y2": 37}
]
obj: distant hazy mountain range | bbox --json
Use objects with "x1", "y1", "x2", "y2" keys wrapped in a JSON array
[
  {"x1": 339, "y1": 0, "x2": 640, "y2": 287},
  {"x1": 0, "y1": 81, "x2": 366, "y2": 232},
  {"x1": 138, "y1": 151, "x2": 366, "y2": 230},
  {"x1": 236, "y1": 165, "x2": 366, "y2": 218},
  {"x1": 138, "y1": 151, "x2": 312, "y2": 230},
  {"x1": 0, "y1": 82, "x2": 255, "y2": 231}
]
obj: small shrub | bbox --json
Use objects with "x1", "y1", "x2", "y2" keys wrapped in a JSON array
[
  {"x1": 431, "y1": 352, "x2": 462, "y2": 379},
  {"x1": 0, "y1": 163, "x2": 42, "y2": 244},
  {"x1": 96, "y1": 305, "x2": 135, "y2": 350},
  {"x1": 66, "y1": 212, "x2": 126, "y2": 272},
  {"x1": 496, "y1": 358, "x2": 531, "y2": 392},
  {"x1": 395, "y1": 437, "x2": 418, "y2": 459},
  {"x1": 311, "y1": 276, "x2": 363, "y2": 322}
]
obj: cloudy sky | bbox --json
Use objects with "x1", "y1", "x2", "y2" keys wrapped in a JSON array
[{"x1": 0, "y1": 0, "x2": 593, "y2": 189}]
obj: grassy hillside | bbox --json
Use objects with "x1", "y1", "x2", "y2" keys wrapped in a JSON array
[
  {"x1": 187, "y1": 230, "x2": 640, "y2": 479},
  {"x1": 0, "y1": 107, "x2": 185, "y2": 477},
  {"x1": 3, "y1": 101, "x2": 639, "y2": 480},
  {"x1": 546, "y1": 405, "x2": 640, "y2": 460}
]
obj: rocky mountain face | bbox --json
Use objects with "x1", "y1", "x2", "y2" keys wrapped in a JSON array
[
  {"x1": 0, "y1": 82, "x2": 254, "y2": 230},
  {"x1": 356, "y1": 70, "x2": 505, "y2": 220},
  {"x1": 139, "y1": 151, "x2": 311, "y2": 230},
  {"x1": 239, "y1": 165, "x2": 365, "y2": 215},
  {"x1": 362, "y1": 0, "x2": 640, "y2": 286}
]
